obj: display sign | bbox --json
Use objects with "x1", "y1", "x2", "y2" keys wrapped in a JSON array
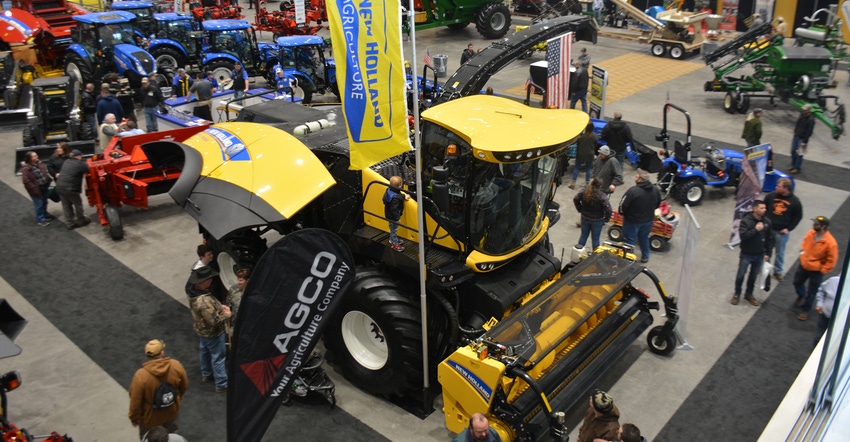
[
  {"x1": 720, "y1": 0, "x2": 739, "y2": 31},
  {"x1": 589, "y1": 65, "x2": 608, "y2": 119}
]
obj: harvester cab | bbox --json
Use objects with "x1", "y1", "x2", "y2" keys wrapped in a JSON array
[
  {"x1": 64, "y1": 11, "x2": 157, "y2": 88},
  {"x1": 111, "y1": 1, "x2": 158, "y2": 38}
]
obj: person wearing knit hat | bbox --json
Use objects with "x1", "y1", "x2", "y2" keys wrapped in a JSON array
[
  {"x1": 576, "y1": 390, "x2": 621, "y2": 442},
  {"x1": 128, "y1": 339, "x2": 188, "y2": 438},
  {"x1": 186, "y1": 265, "x2": 231, "y2": 392}
]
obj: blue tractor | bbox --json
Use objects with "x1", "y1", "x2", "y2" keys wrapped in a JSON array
[
  {"x1": 63, "y1": 11, "x2": 157, "y2": 88},
  {"x1": 110, "y1": 1, "x2": 158, "y2": 38},
  {"x1": 147, "y1": 12, "x2": 201, "y2": 74},
  {"x1": 273, "y1": 35, "x2": 336, "y2": 104}
]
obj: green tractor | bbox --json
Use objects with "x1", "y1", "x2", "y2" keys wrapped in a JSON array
[
  {"x1": 404, "y1": 0, "x2": 513, "y2": 39},
  {"x1": 704, "y1": 21, "x2": 845, "y2": 140}
]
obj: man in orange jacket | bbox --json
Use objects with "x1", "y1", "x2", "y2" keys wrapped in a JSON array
[{"x1": 793, "y1": 216, "x2": 838, "y2": 321}]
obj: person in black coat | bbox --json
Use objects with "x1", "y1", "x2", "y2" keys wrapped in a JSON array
[
  {"x1": 733, "y1": 200, "x2": 774, "y2": 306},
  {"x1": 600, "y1": 112, "x2": 635, "y2": 166},
  {"x1": 619, "y1": 169, "x2": 661, "y2": 263},
  {"x1": 569, "y1": 59, "x2": 589, "y2": 113},
  {"x1": 56, "y1": 150, "x2": 91, "y2": 229}
]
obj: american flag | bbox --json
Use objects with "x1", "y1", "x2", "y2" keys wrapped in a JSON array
[
  {"x1": 424, "y1": 47, "x2": 433, "y2": 67},
  {"x1": 546, "y1": 32, "x2": 572, "y2": 109}
]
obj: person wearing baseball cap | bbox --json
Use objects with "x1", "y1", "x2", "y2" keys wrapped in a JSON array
[
  {"x1": 128, "y1": 339, "x2": 188, "y2": 438},
  {"x1": 55, "y1": 147, "x2": 91, "y2": 229},
  {"x1": 793, "y1": 215, "x2": 838, "y2": 321},
  {"x1": 186, "y1": 266, "x2": 231, "y2": 392},
  {"x1": 576, "y1": 390, "x2": 620, "y2": 442}
]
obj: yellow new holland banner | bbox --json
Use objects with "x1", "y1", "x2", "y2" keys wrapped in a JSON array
[{"x1": 326, "y1": 0, "x2": 411, "y2": 170}]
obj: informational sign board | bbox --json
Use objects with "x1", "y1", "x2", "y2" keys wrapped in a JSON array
[
  {"x1": 720, "y1": 0, "x2": 739, "y2": 31},
  {"x1": 589, "y1": 65, "x2": 608, "y2": 120}
]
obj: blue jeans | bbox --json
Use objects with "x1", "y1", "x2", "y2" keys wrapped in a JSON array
[
  {"x1": 623, "y1": 220, "x2": 652, "y2": 261},
  {"x1": 735, "y1": 253, "x2": 764, "y2": 296},
  {"x1": 144, "y1": 106, "x2": 159, "y2": 132},
  {"x1": 772, "y1": 230, "x2": 790, "y2": 275},
  {"x1": 85, "y1": 113, "x2": 97, "y2": 139},
  {"x1": 31, "y1": 185, "x2": 50, "y2": 223},
  {"x1": 593, "y1": 7, "x2": 602, "y2": 25},
  {"x1": 570, "y1": 90, "x2": 588, "y2": 113},
  {"x1": 790, "y1": 136, "x2": 804, "y2": 171},
  {"x1": 578, "y1": 218, "x2": 605, "y2": 250},
  {"x1": 199, "y1": 333, "x2": 228, "y2": 389},
  {"x1": 793, "y1": 267, "x2": 823, "y2": 313},
  {"x1": 572, "y1": 160, "x2": 592, "y2": 183},
  {"x1": 234, "y1": 90, "x2": 245, "y2": 104},
  {"x1": 389, "y1": 220, "x2": 400, "y2": 245}
]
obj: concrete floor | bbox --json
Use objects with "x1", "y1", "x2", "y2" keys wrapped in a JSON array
[{"x1": 2, "y1": 16, "x2": 849, "y2": 441}]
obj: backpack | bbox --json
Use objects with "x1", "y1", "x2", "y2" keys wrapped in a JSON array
[{"x1": 152, "y1": 381, "x2": 177, "y2": 409}]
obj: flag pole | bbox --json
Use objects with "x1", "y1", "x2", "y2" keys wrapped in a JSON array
[{"x1": 405, "y1": 0, "x2": 431, "y2": 415}]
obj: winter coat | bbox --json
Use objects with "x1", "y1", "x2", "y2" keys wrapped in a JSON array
[
  {"x1": 384, "y1": 188, "x2": 405, "y2": 221},
  {"x1": 575, "y1": 132, "x2": 598, "y2": 162},
  {"x1": 55, "y1": 157, "x2": 88, "y2": 193},
  {"x1": 591, "y1": 156, "x2": 623, "y2": 193},
  {"x1": 573, "y1": 187, "x2": 612, "y2": 222},
  {"x1": 140, "y1": 84, "x2": 164, "y2": 108},
  {"x1": 741, "y1": 116, "x2": 762, "y2": 145},
  {"x1": 576, "y1": 405, "x2": 620, "y2": 442},
  {"x1": 764, "y1": 191, "x2": 803, "y2": 232},
  {"x1": 738, "y1": 212, "x2": 774, "y2": 257},
  {"x1": 793, "y1": 112, "x2": 815, "y2": 143},
  {"x1": 96, "y1": 94, "x2": 124, "y2": 124},
  {"x1": 128, "y1": 357, "x2": 188, "y2": 428},
  {"x1": 799, "y1": 229, "x2": 838, "y2": 274},
  {"x1": 600, "y1": 120, "x2": 633, "y2": 155},
  {"x1": 21, "y1": 162, "x2": 51, "y2": 198},
  {"x1": 81, "y1": 90, "x2": 97, "y2": 115},
  {"x1": 186, "y1": 286, "x2": 228, "y2": 338},
  {"x1": 569, "y1": 66, "x2": 588, "y2": 94},
  {"x1": 620, "y1": 180, "x2": 661, "y2": 224},
  {"x1": 46, "y1": 156, "x2": 68, "y2": 180}
]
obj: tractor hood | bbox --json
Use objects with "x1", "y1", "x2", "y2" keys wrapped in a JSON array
[
  {"x1": 113, "y1": 44, "x2": 156, "y2": 76},
  {"x1": 150, "y1": 123, "x2": 336, "y2": 239}
]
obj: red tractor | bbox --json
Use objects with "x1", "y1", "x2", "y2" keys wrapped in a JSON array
[
  {"x1": 189, "y1": 0, "x2": 243, "y2": 21},
  {"x1": 252, "y1": 0, "x2": 326, "y2": 38},
  {"x1": 607, "y1": 202, "x2": 680, "y2": 252}
]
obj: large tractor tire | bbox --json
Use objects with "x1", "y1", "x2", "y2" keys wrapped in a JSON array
[
  {"x1": 475, "y1": 3, "x2": 511, "y2": 40},
  {"x1": 205, "y1": 228, "x2": 268, "y2": 290},
  {"x1": 153, "y1": 47, "x2": 188, "y2": 74},
  {"x1": 323, "y1": 268, "x2": 426, "y2": 398},
  {"x1": 64, "y1": 54, "x2": 93, "y2": 85},
  {"x1": 206, "y1": 59, "x2": 236, "y2": 91},
  {"x1": 675, "y1": 178, "x2": 705, "y2": 206}
]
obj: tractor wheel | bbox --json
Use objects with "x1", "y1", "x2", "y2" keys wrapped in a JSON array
[
  {"x1": 647, "y1": 325, "x2": 676, "y2": 356},
  {"x1": 669, "y1": 44, "x2": 685, "y2": 60},
  {"x1": 608, "y1": 225, "x2": 623, "y2": 241},
  {"x1": 64, "y1": 54, "x2": 93, "y2": 85},
  {"x1": 736, "y1": 94, "x2": 750, "y2": 114},
  {"x1": 475, "y1": 3, "x2": 511, "y2": 40},
  {"x1": 323, "y1": 267, "x2": 426, "y2": 398},
  {"x1": 723, "y1": 91, "x2": 738, "y2": 114},
  {"x1": 650, "y1": 42, "x2": 666, "y2": 57},
  {"x1": 105, "y1": 205, "x2": 124, "y2": 240},
  {"x1": 206, "y1": 59, "x2": 236, "y2": 91},
  {"x1": 675, "y1": 178, "x2": 705, "y2": 206},
  {"x1": 153, "y1": 47, "x2": 188, "y2": 74},
  {"x1": 649, "y1": 235, "x2": 668, "y2": 252},
  {"x1": 447, "y1": 22, "x2": 470, "y2": 30},
  {"x1": 206, "y1": 229, "x2": 268, "y2": 290},
  {"x1": 22, "y1": 126, "x2": 37, "y2": 147}
]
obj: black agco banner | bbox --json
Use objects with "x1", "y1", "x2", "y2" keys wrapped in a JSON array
[{"x1": 226, "y1": 229, "x2": 355, "y2": 442}]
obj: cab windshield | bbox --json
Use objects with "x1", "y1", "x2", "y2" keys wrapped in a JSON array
[
  {"x1": 101, "y1": 23, "x2": 137, "y2": 46},
  {"x1": 421, "y1": 122, "x2": 557, "y2": 256}
]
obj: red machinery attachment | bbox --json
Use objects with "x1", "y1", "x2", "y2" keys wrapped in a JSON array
[
  {"x1": 252, "y1": 0, "x2": 326, "y2": 37},
  {"x1": 84, "y1": 125, "x2": 209, "y2": 240},
  {"x1": 607, "y1": 203, "x2": 680, "y2": 252},
  {"x1": 190, "y1": 0, "x2": 244, "y2": 21}
]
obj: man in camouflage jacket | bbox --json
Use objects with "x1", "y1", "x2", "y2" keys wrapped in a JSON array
[{"x1": 185, "y1": 266, "x2": 231, "y2": 392}]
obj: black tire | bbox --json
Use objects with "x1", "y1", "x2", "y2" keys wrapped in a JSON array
[
  {"x1": 22, "y1": 125, "x2": 37, "y2": 147},
  {"x1": 105, "y1": 204, "x2": 124, "y2": 240},
  {"x1": 206, "y1": 59, "x2": 236, "y2": 91},
  {"x1": 65, "y1": 54, "x2": 94, "y2": 85},
  {"x1": 280, "y1": 0, "x2": 292, "y2": 11},
  {"x1": 323, "y1": 268, "x2": 424, "y2": 398},
  {"x1": 669, "y1": 44, "x2": 685, "y2": 60},
  {"x1": 447, "y1": 22, "x2": 470, "y2": 30},
  {"x1": 650, "y1": 42, "x2": 666, "y2": 57},
  {"x1": 649, "y1": 235, "x2": 668, "y2": 252},
  {"x1": 723, "y1": 91, "x2": 737, "y2": 114},
  {"x1": 736, "y1": 94, "x2": 750, "y2": 114},
  {"x1": 647, "y1": 325, "x2": 676, "y2": 356},
  {"x1": 608, "y1": 225, "x2": 623, "y2": 241},
  {"x1": 675, "y1": 178, "x2": 704, "y2": 206},
  {"x1": 152, "y1": 46, "x2": 189, "y2": 74},
  {"x1": 205, "y1": 229, "x2": 268, "y2": 290},
  {"x1": 475, "y1": 3, "x2": 511, "y2": 39}
]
